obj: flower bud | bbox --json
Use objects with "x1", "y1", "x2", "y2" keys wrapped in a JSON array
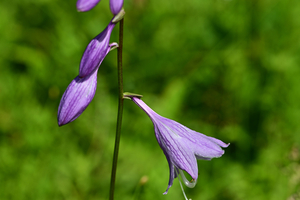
[
  {"x1": 57, "y1": 69, "x2": 98, "y2": 126},
  {"x1": 79, "y1": 21, "x2": 115, "y2": 78},
  {"x1": 109, "y1": 0, "x2": 123, "y2": 15},
  {"x1": 77, "y1": 0, "x2": 101, "y2": 12}
]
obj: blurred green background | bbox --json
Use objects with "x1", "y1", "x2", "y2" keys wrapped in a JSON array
[{"x1": 1, "y1": 0, "x2": 300, "y2": 199}]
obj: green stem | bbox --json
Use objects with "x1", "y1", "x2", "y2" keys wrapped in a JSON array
[{"x1": 109, "y1": 18, "x2": 124, "y2": 200}]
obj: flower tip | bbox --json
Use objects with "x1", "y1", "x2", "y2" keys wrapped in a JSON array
[
  {"x1": 76, "y1": 7, "x2": 85, "y2": 12},
  {"x1": 76, "y1": 0, "x2": 101, "y2": 12},
  {"x1": 77, "y1": 9, "x2": 87, "y2": 12},
  {"x1": 163, "y1": 185, "x2": 172, "y2": 195},
  {"x1": 76, "y1": 4, "x2": 90, "y2": 12},
  {"x1": 223, "y1": 143, "x2": 230, "y2": 148},
  {"x1": 57, "y1": 121, "x2": 65, "y2": 127},
  {"x1": 57, "y1": 113, "x2": 70, "y2": 127}
]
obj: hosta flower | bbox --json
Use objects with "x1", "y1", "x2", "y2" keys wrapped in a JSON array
[
  {"x1": 128, "y1": 96, "x2": 229, "y2": 199},
  {"x1": 58, "y1": 69, "x2": 98, "y2": 126},
  {"x1": 77, "y1": 0, "x2": 101, "y2": 12},
  {"x1": 109, "y1": 0, "x2": 124, "y2": 15},
  {"x1": 79, "y1": 21, "x2": 116, "y2": 78}
]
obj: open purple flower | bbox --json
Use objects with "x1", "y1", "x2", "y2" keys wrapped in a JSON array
[
  {"x1": 79, "y1": 21, "x2": 116, "y2": 78},
  {"x1": 109, "y1": 0, "x2": 123, "y2": 15},
  {"x1": 76, "y1": 0, "x2": 101, "y2": 12},
  {"x1": 128, "y1": 96, "x2": 229, "y2": 199}
]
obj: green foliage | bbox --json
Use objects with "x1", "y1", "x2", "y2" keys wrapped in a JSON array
[{"x1": 0, "y1": 0, "x2": 300, "y2": 199}]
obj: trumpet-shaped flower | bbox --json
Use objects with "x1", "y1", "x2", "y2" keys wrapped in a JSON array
[
  {"x1": 128, "y1": 96, "x2": 229, "y2": 199},
  {"x1": 109, "y1": 0, "x2": 124, "y2": 15},
  {"x1": 79, "y1": 21, "x2": 116, "y2": 78},
  {"x1": 76, "y1": 0, "x2": 101, "y2": 12}
]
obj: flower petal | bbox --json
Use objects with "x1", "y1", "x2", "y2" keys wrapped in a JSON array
[
  {"x1": 57, "y1": 69, "x2": 98, "y2": 126},
  {"x1": 161, "y1": 119, "x2": 228, "y2": 159},
  {"x1": 155, "y1": 120, "x2": 199, "y2": 180},
  {"x1": 79, "y1": 21, "x2": 115, "y2": 78},
  {"x1": 154, "y1": 124, "x2": 176, "y2": 195},
  {"x1": 76, "y1": 0, "x2": 101, "y2": 12}
]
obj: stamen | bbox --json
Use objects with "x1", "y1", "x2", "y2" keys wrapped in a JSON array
[
  {"x1": 179, "y1": 170, "x2": 197, "y2": 188},
  {"x1": 177, "y1": 171, "x2": 192, "y2": 200},
  {"x1": 178, "y1": 176, "x2": 189, "y2": 200}
]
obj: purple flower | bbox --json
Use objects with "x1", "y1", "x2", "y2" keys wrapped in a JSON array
[
  {"x1": 79, "y1": 21, "x2": 116, "y2": 78},
  {"x1": 57, "y1": 69, "x2": 98, "y2": 126},
  {"x1": 76, "y1": 0, "x2": 101, "y2": 12},
  {"x1": 129, "y1": 96, "x2": 229, "y2": 198},
  {"x1": 109, "y1": 0, "x2": 124, "y2": 15}
]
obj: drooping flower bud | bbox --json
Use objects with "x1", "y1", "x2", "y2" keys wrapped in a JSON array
[
  {"x1": 109, "y1": 0, "x2": 124, "y2": 15},
  {"x1": 76, "y1": 0, "x2": 101, "y2": 12},
  {"x1": 57, "y1": 69, "x2": 98, "y2": 126},
  {"x1": 79, "y1": 21, "x2": 116, "y2": 78}
]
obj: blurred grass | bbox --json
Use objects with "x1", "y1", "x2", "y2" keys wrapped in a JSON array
[{"x1": 1, "y1": 0, "x2": 300, "y2": 199}]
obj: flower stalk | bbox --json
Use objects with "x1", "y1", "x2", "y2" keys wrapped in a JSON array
[{"x1": 109, "y1": 18, "x2": 124, "y2": 200}]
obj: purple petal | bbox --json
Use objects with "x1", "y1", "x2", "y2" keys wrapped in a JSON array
[
  {"x1": 161, "y1": 119, "x2": 227, "y2": 159},
  {"x1": 77, "y1": 0, "x2": 101, "y2": 12},
  {"x1": 109, "y1": 0, "x2": 123, "y2": 15},
  {"x1": 154, "y1": 124, "x2": 176, "y2": 195},
  {"x1": 57, "y1": 69, "x2": 98, "y2": 126},
  {"x1": 79, "y1": 21, "x2": 115, "y2": 78},
  {"x1": 163, "y1": 157, "x2": 176, "y2": 195},
  {"x1": 155, "y1": 121, "x2": 199, "y2": 180}
]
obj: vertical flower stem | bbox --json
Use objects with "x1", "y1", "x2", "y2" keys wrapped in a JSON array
[{"x1": 109, "y1": 18, "x2": 124, "y2": 200}]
